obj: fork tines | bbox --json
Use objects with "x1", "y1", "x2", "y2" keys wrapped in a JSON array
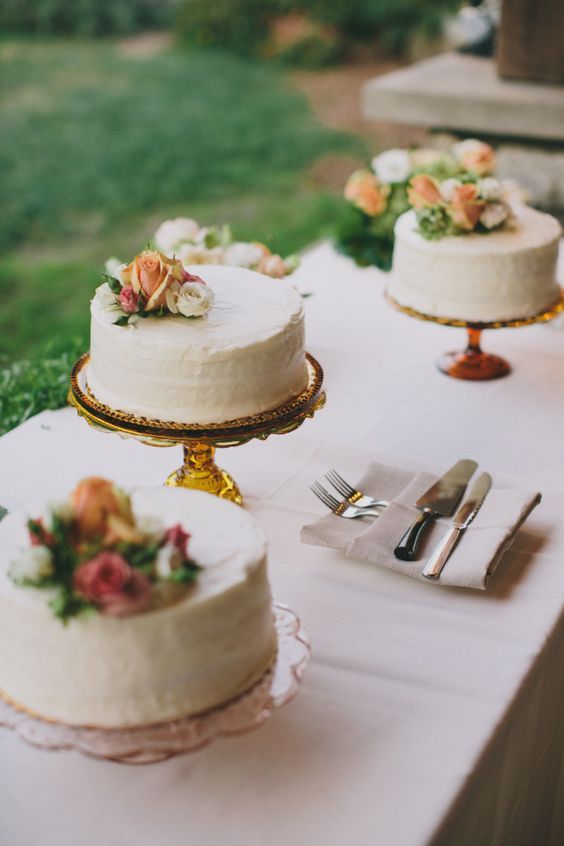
[
  {"x1": 325, "y1": 469, "x2": 356, "y2": 499},
  {"x1": 310, "y1": 481, "x2": 340, "y2": 512}
]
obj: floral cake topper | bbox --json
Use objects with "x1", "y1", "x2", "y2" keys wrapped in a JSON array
[
  {"x1": 98, "y1": 249, "x2": 215, "y2": 326},
  {"x1": 10, "y1": 477, "x2": 201, "y2": 623},
  {"x1": 339, "y1": 138, "x2": 517, "y2": 262}
]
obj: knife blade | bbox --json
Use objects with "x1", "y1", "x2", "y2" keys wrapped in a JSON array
[
  {"x1": 394, "y1": 459, "x2": 478, "y2": 561},
  {"x1": 422, "y1": 472, "x2": 492, "y2": 580}
]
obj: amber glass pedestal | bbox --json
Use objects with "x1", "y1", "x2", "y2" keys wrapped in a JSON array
[
  {"x1": 68, "y1": 353, "x2": 325, "y2": 506},
  {"x1": 387, "y1": 294, "x2": 564, "y2": 382}
]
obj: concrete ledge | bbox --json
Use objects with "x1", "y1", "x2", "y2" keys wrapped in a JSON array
[{"x1": 362, "y1": 53, "x2": 564, "y2": 142}]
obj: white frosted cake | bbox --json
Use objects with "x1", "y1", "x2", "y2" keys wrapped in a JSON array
[
  {"x1": 389, "y1": 205, "x2": 561, "y2": 322},
  {"x1": 0, "y1": 484, "x2": 275, "y2": 727},
  {"x1": 87, "y1": 264, "x2": 309, "y2": 425}
]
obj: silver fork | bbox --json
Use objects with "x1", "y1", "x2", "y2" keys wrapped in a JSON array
[
  {"x1": 325, "y1": 469, "x2": 389, "y2": 510},
  {"x1": 310, "y1": 482, "x2": 382, "y2": 519}
]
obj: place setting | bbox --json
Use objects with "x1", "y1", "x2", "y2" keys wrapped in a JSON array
[{"x1": 303, "y1": 459, "x2": 541, "y2": 589}]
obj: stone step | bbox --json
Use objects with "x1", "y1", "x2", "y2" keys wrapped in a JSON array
[{"x1": 362, "y1": 53, "x2": 564, "y2": 142}]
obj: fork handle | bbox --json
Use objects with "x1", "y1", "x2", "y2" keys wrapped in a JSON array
[{"x1": 394, "y1": 510, "x2": 434, "y2": 561}]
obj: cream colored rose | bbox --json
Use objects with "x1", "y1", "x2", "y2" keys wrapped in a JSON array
[
  {"x1": 479, "y1": 202, "x2": 509, "y2": 230},
  {"x1": 477, "y1": 177, "x2": 501, "y2": 201},
  {"x1": 154, "y1": 218, "x2": 200, "y2": 254},
  {"x1": 166, "y1": 280, "x2": 215, "y2": 317},
  {"x1": 11, "y1": 546, "x2": 54, "y2": 582},
  {"x1": 121, "y1": 250, "x2": 184, "y2": 311}
]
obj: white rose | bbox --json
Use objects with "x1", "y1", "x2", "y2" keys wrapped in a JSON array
[
  {"x1": 371, "y1": 148, "x2": 411, "y2": 184},
  {"x1": 11, "y1": 546, "x2": 54, "y2": 582},
  {"x1": 177, "y1": 243, "x2": 224, "y2": 266},
  {"x1": 480, "y1": 202, "x2": 509, "y2": 230},
  {"x1": 168, "y1": 281, "x2": 215, "y2": 317},
  {"x1": 223, "y1": 241, "x2": 264, "y2": 268},
  {"x1": 439, "y1": 178, "x2": 463, "y2": 202},
  {"x1": 105, "y1": 257, "x2": 122, "y2": 277},
  {"x1": 478, "y1": 177, "x2": 501, "y2": 201},
  {"x1": 94, "y1": 283, "x2": 122, "y2": 324},
  {"x1": 154, "y1": 218, "x2": 200, "y2": 254},
  {"x1": 155, "y1": 544, "x2": 183, "y2": 579}
]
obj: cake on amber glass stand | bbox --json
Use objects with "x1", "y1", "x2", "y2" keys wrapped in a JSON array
[{"x1": 387, "y1": 173, "x2": 562, "y2": 379}]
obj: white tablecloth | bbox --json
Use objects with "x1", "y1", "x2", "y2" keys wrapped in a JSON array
[{"x1": 1, "y1": 243, "x2": 564, "y2": 846}]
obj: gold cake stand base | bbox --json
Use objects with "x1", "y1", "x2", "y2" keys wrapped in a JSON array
[
  {"x1": 68, "y1": 353, "x2": 325, "y2": 506},
  {"x1": 387, "y1": 293, "x2": 564, "y2": 381}
]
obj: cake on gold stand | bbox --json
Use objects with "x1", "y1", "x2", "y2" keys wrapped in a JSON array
[
  {"x1": 387, "y1": 293, "x2": 564, "y2": 381},
  {"x1": 68, "y1": 353, "x2": 325, "y2": 505}
]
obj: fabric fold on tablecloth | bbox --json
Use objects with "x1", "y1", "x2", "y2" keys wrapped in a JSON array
[{"x1": 301, "y1": 462, "x2": 541, "y2": 589}]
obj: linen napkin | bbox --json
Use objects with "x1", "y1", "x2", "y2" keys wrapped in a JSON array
[{"x1": 301, "y1": 462, "x2": 541, "y2": 589}]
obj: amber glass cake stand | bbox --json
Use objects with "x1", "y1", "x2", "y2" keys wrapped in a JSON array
[
  {"x1": 387, "y1": 293, "x2": 564, "y2": 381},
  {"x1": 68, "y1": 353, "x2": 325, "y2": 505}
]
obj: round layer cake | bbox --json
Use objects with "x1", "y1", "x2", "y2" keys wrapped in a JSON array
[
  {"x1": 87, "y1": 265, "x2": 309, "y2": 424},
  {"x1": 389, "y1": 205, "x2": 561, "y2": 322},
  {"x1": 0, "y1": 487, "x2": 275, "y2": 727}
]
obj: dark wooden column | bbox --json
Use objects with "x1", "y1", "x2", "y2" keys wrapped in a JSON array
[{"x1": 497, "y1": 0, "x2": 564, "y2": 84}]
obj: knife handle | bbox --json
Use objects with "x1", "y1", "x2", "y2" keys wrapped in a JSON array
[
  {"x1": 422, "y1": 527, "x2": 462, "y2": 579},
  {"x1": 394, "y1": 510, "x2": 434, "y2": 561}
]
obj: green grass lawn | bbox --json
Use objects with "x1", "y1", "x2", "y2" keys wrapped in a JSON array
[{"x1": 0, "y1": 37, "x2": 361, "y2": 433}]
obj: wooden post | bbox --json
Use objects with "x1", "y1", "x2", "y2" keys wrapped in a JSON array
[{"x1": 497, "y1": 0, "x2": 564, "y2": 84}]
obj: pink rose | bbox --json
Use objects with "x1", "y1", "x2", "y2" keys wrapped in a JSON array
[
  {"x1": 448, "y1": 183, "x2": 485, "y2": 231},
  {"x1": 407, "y1": 175, "x2": 443, "y2": 209},
  {"x1": 119, "y1": 284, "x2": 140, "y2": 314},
  {"x1": 454, "y1": 140, "x2": 495, "y2": 177},
  {"x1": 182, "y1": 269, "x2": 205, "y2": 284},
  {"x1": 258, "y1": 253, "x2": 287, "y2": 278},
  {"x1": 28, "y1": 518, "x2": 55, "y2": 548},
  {"x1": 121, "y1": 250, "x2": 184, "y2": 311},
  {"x1": 73, "y1": 551, "x2": 152, "y2": 617},
  {"x1": 165, "y1": 523, "x2": 191, "y2": 558}
]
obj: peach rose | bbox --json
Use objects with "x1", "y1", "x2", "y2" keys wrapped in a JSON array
[
  {"x1": 448, "y1": 183, "x2": 486, "y2": 231},
  {"x1": 70, "y1": 477, "x2": 134, "y2": 542},
  {"x1": 344, "y1": 170, "x2": 389, "y2": 216},
  {"x1": 121, "y1": 250, "x2": 184, "y2": 311},
  {"x1": 407, "y1": 175, "x2": 443, "y2": 209},
  {"x1": 453, "y1": 140, "x2": 495, "y2": 177},
  {"x1": 73, "y1": 551, "x2": 152, "y2": 617}
]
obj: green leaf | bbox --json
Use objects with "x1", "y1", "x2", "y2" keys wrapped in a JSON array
[
  {"x1": 169, "y1": 562, "x2": 200, "y2": 584},
  {"x1": 102, "y1": 274, "x2": 122, "y2": 294},
  {"x1": 113, "y1": 314, "x2": 130, "y2": 326}
]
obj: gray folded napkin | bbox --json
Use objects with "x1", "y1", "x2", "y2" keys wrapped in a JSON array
[{"x1": 301, "y1": 462, "x2": 541, "y2": 589}]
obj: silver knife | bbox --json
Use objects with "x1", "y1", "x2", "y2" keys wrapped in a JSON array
[
  {"x1": 394, "y1": 459, "x2": 478, "y2": 561},
  {"x1": 422, "y1": 472, "x2": 492, "y2": 580}
]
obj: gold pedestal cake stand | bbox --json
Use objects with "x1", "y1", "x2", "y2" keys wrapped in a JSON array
[
  {"x1": 68, "y1": 353, "x2": 325, "y2": 506},
  {"x1": 387, "y1": 293, "x2": 564, "y2": 381}
]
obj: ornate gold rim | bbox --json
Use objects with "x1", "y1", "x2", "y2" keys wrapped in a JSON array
[
  {"x1": 386, "y1": 290, "x2": 564, "y2": 330},
  {"x1": 68, "y1": 352, "x2": 325, "y2": 447}
]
